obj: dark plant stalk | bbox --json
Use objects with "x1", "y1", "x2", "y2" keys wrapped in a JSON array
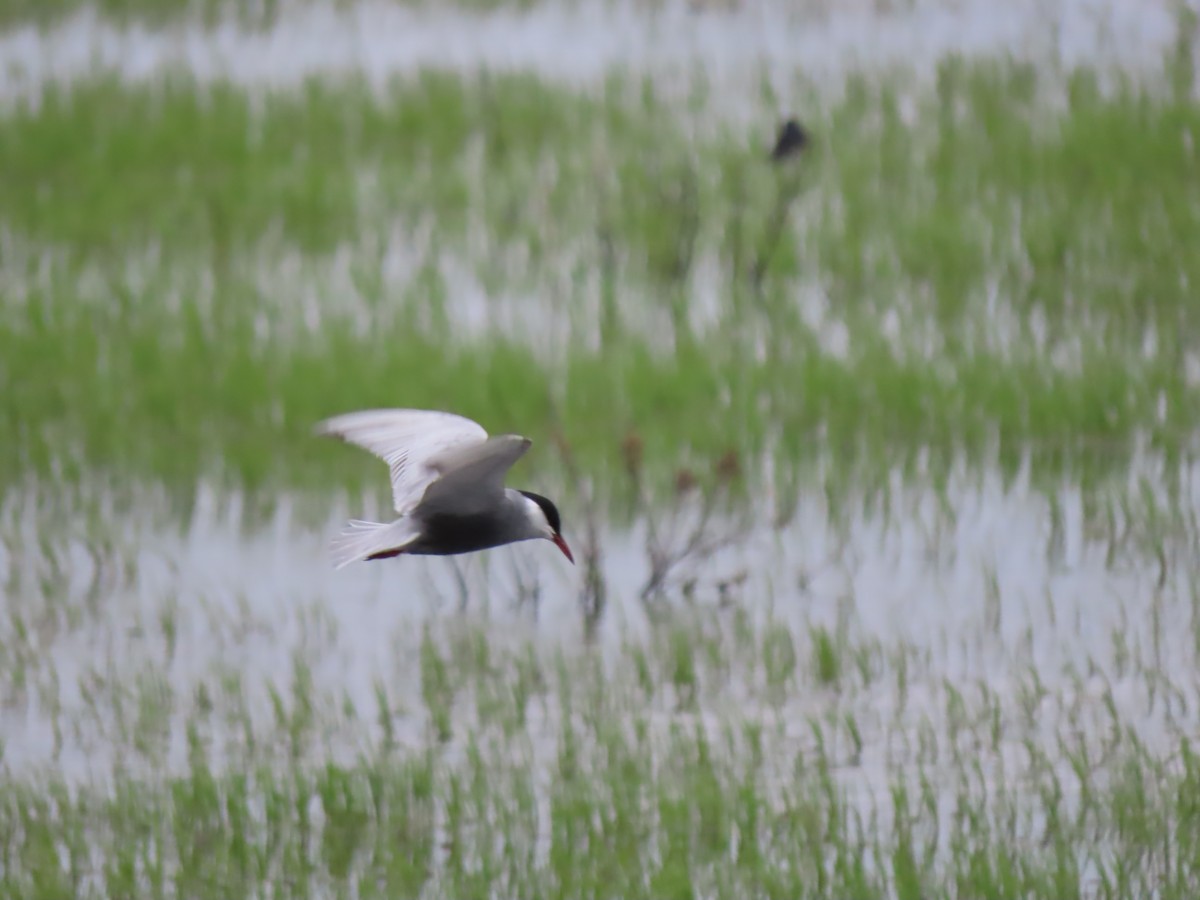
[
  {"x1": 639, "y1": 473, "x2": 751, "y2": 603},
  {"x1": 549, "y1": 420, "x2": 606, "y2": 639},
  {"x1": 750, "y1": 167, "x2": 804, "y2": 298}
]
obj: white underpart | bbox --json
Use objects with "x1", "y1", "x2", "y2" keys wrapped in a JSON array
[{"x1": 328, "y1": 518, "x2": 420, "y2": 570}]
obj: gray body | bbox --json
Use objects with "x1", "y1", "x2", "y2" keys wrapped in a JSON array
[
  {"x1": 374, "y1": 489, "x2": 546, "y2": 559},
  {"x1": 314, "y1": 409, "x2": 572, "y2": 568}
]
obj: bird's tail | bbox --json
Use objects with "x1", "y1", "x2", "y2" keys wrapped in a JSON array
[{"x1": 329, "y1": 519, "x2": 419, "y2": 570}]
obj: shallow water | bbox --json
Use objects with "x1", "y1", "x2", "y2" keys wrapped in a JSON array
[
  {"x1": 3, "y1": 451, "x2": 1198, "y2": 785},
  {"x1": 0, "y1": 0, "x2": 1185, "y2": 108},
  {"x1": 2, "y1": 5, "x2": 1199, "y2": 882}
]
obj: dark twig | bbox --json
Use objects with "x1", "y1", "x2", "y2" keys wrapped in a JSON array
[
  {"x1": 507, "y1": 552, "x2": 542, "y2": 621},
  {"x1": 670, "y1": 163, "x2": 701, "y2": 284},
  {"x1": 638, "y1": 454, "x2": 752, "y2": 603},
  {"x1": 550, "y1": 421, "x2": 607, "y2": 639},
  {"x1": 750, "y1": 169, "x2": 805, "y2": 296},
  {"x1": 448, "y1": 557, "x2": 471, "y2": 614},
  {"x1": 751, "y1": 116, "x2": 811, "y2": 296},
  {"x1": 659, "y1": 163, "x2": 701, "y2": 346}
]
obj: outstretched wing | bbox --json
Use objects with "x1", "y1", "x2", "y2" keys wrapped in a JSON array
[
  {"x1": 417, "y1": 434, "x2": 533, "y2": 516},
  {"x1": 315, "y1": 408, "x2": 490, "y2": 515}
]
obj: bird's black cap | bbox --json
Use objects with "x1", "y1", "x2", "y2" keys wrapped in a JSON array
[
  {"x1": 770, "y1": 118, "x2": 809, "y2": 161},
  {"x1": 519, "y1": 490, "x2": 562, "y2": 534}
]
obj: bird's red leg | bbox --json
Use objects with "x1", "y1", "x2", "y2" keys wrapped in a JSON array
[{"x1": 365, "y1": 547, "x2": 407, "y2": 562}]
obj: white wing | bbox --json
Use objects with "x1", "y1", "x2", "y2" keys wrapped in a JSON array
[{"x1": 315, "y1": 408, "x2": 492, "y2": 515}]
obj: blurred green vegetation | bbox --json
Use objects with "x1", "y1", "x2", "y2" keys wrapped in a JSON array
[
  {"x1": 2, "y1": 62, "x2": 1198, "y2": 500},
  {"x1": 2, "y1": 27, "x2": 1200, "y2": 895},
  {"x1": 3, "y1": 612, "x2": 1199, "y2": 900}
]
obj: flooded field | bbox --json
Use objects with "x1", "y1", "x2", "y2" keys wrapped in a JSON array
[{"x1": 2, "y1": 0, "x2": 1200, "y2": 896}]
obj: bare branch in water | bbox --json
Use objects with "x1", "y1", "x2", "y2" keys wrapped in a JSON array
[{"x1": 639, "y1": 451, "x2": 752, "y2": 603}]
